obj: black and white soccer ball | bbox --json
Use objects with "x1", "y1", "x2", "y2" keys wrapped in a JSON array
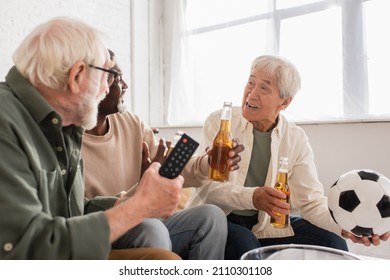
[{"x1": 328, "y1": 169, "x2": 390, "y2": 236}]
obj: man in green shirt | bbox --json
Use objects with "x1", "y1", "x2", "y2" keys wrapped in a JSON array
[{"x1": 0, "y1": 17, "x2": 184, "y2": 259}]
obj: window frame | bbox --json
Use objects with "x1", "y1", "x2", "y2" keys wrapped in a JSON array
[{"x1": 142, "y1": 0, "x2": 388, "y2": 127}]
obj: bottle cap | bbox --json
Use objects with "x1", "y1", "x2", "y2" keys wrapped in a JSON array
[{"x1": 223, "y1": 101, "x2": 232, "y2": 106}]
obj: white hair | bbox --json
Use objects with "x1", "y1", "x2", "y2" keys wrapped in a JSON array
[
  {"x1": 13, "y1": 17, "x2": 107, "y2": 91},
  {"x1": 251, "y1": 55, "x2": 301, "y2": 99}
]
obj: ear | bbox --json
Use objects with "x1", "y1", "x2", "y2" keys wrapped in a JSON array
[
  {"x1": 68, "y1": 60, "x2": 87, "y2": 94},
  {"x1": 280, "y1": 96, "x2": 292, "y2": 109}
]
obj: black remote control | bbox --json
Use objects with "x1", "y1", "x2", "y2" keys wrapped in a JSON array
[{"x1": 159, "y1": 133, "x2": 199, "y2": 179}]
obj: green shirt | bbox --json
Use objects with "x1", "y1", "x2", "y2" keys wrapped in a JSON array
[
  {"x1": 0, "y1": 67, "x2": 116, "y2": 259},
  {"x1": 232, "y1": 128, "x2": 271, "y2": 216}
]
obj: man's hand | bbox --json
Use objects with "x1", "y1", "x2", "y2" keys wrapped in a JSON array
[
  {"x1": 341, "y1": 230, "x2": 390, "y2": 246},
  {"x1": 206, "y1": 138, "x2": 244, "y2": 171},
  {"x1": 135, "y1": 162, "x2": 183, "y2": 219},
  {"x1": 140, "y1": 139, "x2": 172, "y2": 178},
  {"x1": 106, "y1": 162, "x2": 183, "y2": 242},
  {"x1": 252, "y1": 186, "x2": 290, "y2": 221},
  {"x1": 228, "y1": 138, "x2": 245, "y2": 171}
]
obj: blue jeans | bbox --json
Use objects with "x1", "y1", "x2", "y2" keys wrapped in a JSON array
[
  {"x1": 113, "y1": 204, "x2": 227, "y2": 260},
  {"x1": 164, "y1": 204, "x2": 227, "y2": 260},
  {"x1": 226, "y1": 213, "x2": 348, "y2": 260},
  {"x1": 225, "y1": 220, "x2": 261, "y2": 260},
  {"x1": 112, "y1": 218, "x2": 171, "y2": 249}
]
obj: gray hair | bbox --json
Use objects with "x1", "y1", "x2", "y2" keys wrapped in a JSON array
[
  {"x1": 13, "y1": 17, "x2": 107, "y2": 91},
  {"x1": 251, "y1": 55, "x2": 301, "y2": 99}
]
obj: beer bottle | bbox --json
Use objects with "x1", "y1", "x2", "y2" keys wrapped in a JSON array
[
  {"x1": 270, "y1": 157, "x2": 290, "y2": 228},
  {"x1": 208, "y1": 102, "x2": 233, "y2": 182},
  {"x1": 166, "y1": 130, "x2": 184, "y2": 156}
]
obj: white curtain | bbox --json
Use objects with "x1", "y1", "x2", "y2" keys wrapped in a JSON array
[
  {"x1": 166, "y1": 0, "x2": 199, "y2": 125},
  {"x1": 165, "y1": 0, "x2": 390, "y2": 125}
]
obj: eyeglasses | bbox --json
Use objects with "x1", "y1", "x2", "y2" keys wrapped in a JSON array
[{"x1": 88, "y1": 64, "x2": 122, "y2": 85}]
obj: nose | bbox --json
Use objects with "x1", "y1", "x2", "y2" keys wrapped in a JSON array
[
  {"x1": 248, "y1": 86, "x2": 260, "y2": 100},
  {"x1": 122, "y1": 79, "x2": 128, "y2": 90}
]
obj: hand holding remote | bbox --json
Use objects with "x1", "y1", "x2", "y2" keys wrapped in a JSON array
[{"x1": 159, "y1": 133, "x2": 199, "y2": 179}]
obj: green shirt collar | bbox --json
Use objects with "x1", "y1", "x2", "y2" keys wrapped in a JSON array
[{"x1": 6, "y1": 66, "x2": 56, "y2": 124}]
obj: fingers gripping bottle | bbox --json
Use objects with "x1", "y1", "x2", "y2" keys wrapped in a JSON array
[
  {"x1": 208, "y1": 102, "x2": 233, "y2": 182},
  {"x1": 270, "y1": 157, "x2": 290, "y2": 228},
  {"x1": 166, "y1": 130, "x2": 184, "y2": 156}
]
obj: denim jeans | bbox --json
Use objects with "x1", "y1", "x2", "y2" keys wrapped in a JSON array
[
  {"x1": 225, "y1": 220, "x2": 261, "y2": 260},
  {"x1": 112, "y1": 218, "x2": 171, "y2": 250},
  {"x1": 226, "y1": 213, "x2": 348, "y2": 260},
  {"x1": 163, "y1": 204, "x2": 228, "y2": 260},
  {"x1": 113, "y1": 204, "x2": 228, "y2": 260}
]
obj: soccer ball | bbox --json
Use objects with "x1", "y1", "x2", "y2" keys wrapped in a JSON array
[{"x1": 328, "y1": 169, "x2": 390, "y2": 236}]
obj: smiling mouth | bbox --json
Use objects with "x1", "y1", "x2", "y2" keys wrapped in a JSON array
[{"x1": 246, "y1": 102, "x2": 259, "y2": 110}]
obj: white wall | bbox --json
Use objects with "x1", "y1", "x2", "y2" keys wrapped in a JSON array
[
  {"x1": 158, "y1": 121, "x2": 390, "y2": 194},
  {"x1": 0, "y1": 0, "x2": 131, "y2": 96},
  {"x1": 2, "y1": 0, "x2": 389, "y2": 259},
  {"x1": 5, "y1": 1, "x2": 388, "y2": 190},
  {"x1": 158, "y1": 121, "x2": 390, "y2": 259},
  {"x1": 302, "y1": 121, "x2": 390, "y2": 194}
]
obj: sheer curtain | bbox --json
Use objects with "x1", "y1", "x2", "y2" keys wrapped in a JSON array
[
  {"x1": 164, "y1": 0, "x2": 390, "y2": 126},
  {"x1": 166, "y1": 0, "x2": 274, "y2": 125},
  {"x1": 166, "y1": 0, "x2": 199, "y2": 125}
]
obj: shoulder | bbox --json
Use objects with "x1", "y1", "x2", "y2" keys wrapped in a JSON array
[
  {"x1": 109, "y1": 111, "x2": 147, "y2": 130},
  {"x1": 206, "y1": 108, "x2": 222, "y2": 121},
  {"x1": 0, "y1": 83, "x2": 18, "y2": 113},
  {"x1": 109, "y1": 111, "x2": 155, "y2": 138},
  {"x1": 280, "y1": 114, "x2": 306, "y2": 135},
  {"x1": 110, "y1": 111, "x2": 141, "y2": 123},
  {"x1": 205, "y1": 105, "x2": 242, "y2": 122},
  {"x1": 276, "y1": 114, "x2": 308, "y2": 148},
  {"x1": 0, "y1": 83, "x2": 29, "y2": 131},
  {"x1": 232, "y1": 106, "x2": 242, "y2": 118}
]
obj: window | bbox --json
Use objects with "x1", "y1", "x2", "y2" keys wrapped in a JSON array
[
  {"x1": 280, "y1": 6, "x2": 343, "y2": 121},
  {"x1": 365, "y1": 0, "x2": 390, "y2": 116},
  {"x1": 158, "y1": 0, "x2": 390, "y2": 126}
]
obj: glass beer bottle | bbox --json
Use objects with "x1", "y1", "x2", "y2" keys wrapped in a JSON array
[
  {"x1": 208, "y1": 102, "x2": 233, "y2": 182},
  {"x1": 166, "y1": 130, "x2": 184, "y2": 156},
  {"x1": 270, "y1": 157, "x2": 290, "y2": 228}
]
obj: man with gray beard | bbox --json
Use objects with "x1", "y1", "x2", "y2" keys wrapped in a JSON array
[
  {"x1": 0, "y1": 17, "x2": 183, "y2": 260},
  {"x1": 82, "y1": 49, "x2": 245, "y2": 259}
]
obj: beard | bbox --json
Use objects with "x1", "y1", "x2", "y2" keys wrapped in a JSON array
[
  {"x1": 78, "y1": 79, "x2": 106, "y2": 130},
  {"x1": 117, "y1": 95, "x2": 126, "y2": 114}
]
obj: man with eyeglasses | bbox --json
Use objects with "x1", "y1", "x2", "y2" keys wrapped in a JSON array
[
  {"x1": 0, "y1": 17, "x2": 183, "y2": 260},
  {"x1": 81, "y1": 49, "x2": 245, "y2": 259}
]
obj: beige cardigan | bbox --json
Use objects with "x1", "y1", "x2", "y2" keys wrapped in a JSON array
[
  {"x1": 186, "y1": 107, "x2": 342, "y2": 239},
  {"x1": 81, "y1": 111, "x2": 209, "y2": 202}
]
